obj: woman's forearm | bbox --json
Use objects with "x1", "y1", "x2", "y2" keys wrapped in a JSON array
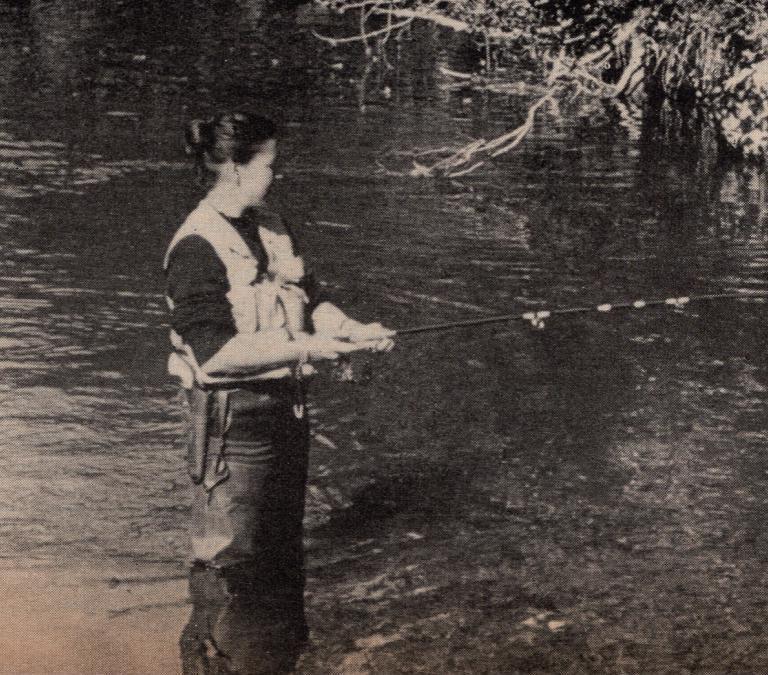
[{"x1": 200, "y1": 328, "x2": 300, "y2": 376}]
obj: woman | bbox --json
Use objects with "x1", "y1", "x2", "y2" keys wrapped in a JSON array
[{"x1": 165, "y1": 111, "x2": 393, "y2": 674}]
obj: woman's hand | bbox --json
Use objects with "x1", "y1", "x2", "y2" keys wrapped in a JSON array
[{"x1": 340, "y1": 320, "x2": 396, "y2": 352}]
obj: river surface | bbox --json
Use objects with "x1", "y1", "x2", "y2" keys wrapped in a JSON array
[{"x1": 2, "y1": 1, "x2": 768, "y2": 673}]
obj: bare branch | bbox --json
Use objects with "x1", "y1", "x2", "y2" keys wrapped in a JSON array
[
  {"x1": 376, "y1": 7, "x2": 524, "y2": 41},
  {"x1": 318, "y1": 0, "x2": 409, "y2": 14},
  {"x1": 312, "y1": 17, "x2": 413, "y2": 44},
  {"x1": 438, "y1": 66, "x2": 473, "y2": 80}
]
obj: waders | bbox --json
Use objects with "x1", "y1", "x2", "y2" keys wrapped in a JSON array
[{"x1": 180, "y1": 382, "x2": 309, "y2": 675}]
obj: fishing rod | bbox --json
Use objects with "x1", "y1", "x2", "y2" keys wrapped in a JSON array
[{"x1": 394, "y1": 292, "x2": 766, "y2": 336}]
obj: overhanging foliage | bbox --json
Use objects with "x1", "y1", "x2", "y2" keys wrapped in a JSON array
[{"x1": 314, "y1": 0, "x2": 768, "y2": 175}]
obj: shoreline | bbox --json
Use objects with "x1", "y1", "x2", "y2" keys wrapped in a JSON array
[{"x1": 0, "y1": 562, "x2": 187, "y2": 675}]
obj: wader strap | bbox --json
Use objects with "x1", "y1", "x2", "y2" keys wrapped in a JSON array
[
  {"x1": 292, "y1": 359, "x2": 306, "y2": 420},
  {"x1": 188, "y1": 387, "x2": 211, "y2": 485},
  {"x1": 203, "y1": 390, "x2": 231, "y2": 494}
]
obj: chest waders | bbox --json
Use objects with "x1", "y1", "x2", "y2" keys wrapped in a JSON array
[
  {"x1": 180, "y1": 378, "x2": 310, "y2": 675},
  {"x1": 176, "y1": 372, "x2": 311, "y2": 675}
]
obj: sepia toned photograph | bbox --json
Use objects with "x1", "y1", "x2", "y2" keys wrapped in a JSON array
[{"x1": 1, "y1": 1, "x2": 768, "y2": 673}]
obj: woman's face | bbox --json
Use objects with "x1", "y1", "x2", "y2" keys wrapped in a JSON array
[{"x1": 238, "y1": 139, "x2": 277, "y2": 206}]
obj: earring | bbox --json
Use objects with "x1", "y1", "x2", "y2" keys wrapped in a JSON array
[{"x1": 234, "y1": 166, "x2": 241, "y2": 187}]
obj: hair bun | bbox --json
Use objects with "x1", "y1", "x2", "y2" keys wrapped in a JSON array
[
  {"x1": 185, "y1": 118, "x2": 211, "y2": 155},
  {"x1": 184, "y1": 111, "x2": 277, "y2": 183}
]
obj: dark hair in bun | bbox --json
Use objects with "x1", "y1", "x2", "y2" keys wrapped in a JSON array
[{"x1": 185, "y1": 111, "x2": 277, "y2": 180}]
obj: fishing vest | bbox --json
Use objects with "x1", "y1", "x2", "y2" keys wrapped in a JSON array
[{"x1": 164, "y1": 200, "x2": 309, "y2": 387}]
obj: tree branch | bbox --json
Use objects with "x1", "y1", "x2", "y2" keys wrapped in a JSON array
[
  {"x1": 312, "y1": 17, "x2": 413, "y2": 44},
  {"x1": 373, "y1": 7, "x2": 523, "y2": 41}
]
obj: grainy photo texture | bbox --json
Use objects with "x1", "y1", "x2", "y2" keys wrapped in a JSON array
[{"x1": 2, "y1": 1, "x2": 768, "y2": 673}]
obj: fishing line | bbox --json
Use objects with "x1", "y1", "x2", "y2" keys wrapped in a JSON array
[{"x1": 394, "y1": 292, "x2": 767, "y2": 336}]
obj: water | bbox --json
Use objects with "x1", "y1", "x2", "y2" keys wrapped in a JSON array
[{"x1": 2, "y1": 1, "x2": 768, "y2": 671}]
